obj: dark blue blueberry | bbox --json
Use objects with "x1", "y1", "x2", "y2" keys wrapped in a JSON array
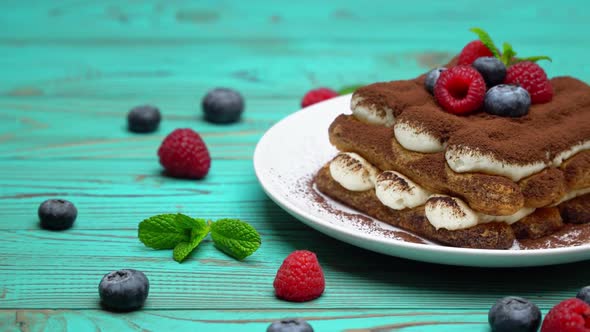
[
  {"x1": 38, "y1": 199, "x2": 77, "y2": 230},
  {"x1": 472, "y1": 56, "x2": 507, "y2": 87},
  {"x1": 127, "y1": 105, "x2": 161, "y2": 133},
  {"x1": 424, "y1": 67, "x2": 447, "y2": 94},
  {"x1": 484, "y1": 84, "x2": 531, "y2": 117},
  {"x1": 576, "y1": 286, "x2": 590, "y2": 304},
  {"x1": 267, "y1": 319, "x2": 314, "y2": 332},
  {"x1": 99, "y1": 269, "x2": 149, "y2": 312},
  {"x1": 488, "y1": 296, "x2": 541, "y2": 332},
  {"x1": 202, "y1": 88, "x2": 244, "y2": 124}
]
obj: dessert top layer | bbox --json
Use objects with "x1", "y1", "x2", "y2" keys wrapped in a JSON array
[{"x1": 353, "y1": 74, "x2": 590, "y2": 167}]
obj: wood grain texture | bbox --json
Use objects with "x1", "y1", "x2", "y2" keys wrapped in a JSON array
[
  {"x1": 1, "y1": 0, "x2": 589, "y2": 330},
  {"x1": 0, "y1": 309, "x2": 494, "y2": 332}
]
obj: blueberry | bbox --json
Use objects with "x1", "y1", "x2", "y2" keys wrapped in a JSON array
[
  {"x1": 38, "y1": 199, "x2": 77, "y2": 230},
  {"x1": 472, "y1": 56, "x2": 506, "y2": 87},
  {"x1": 127, "y1": 105, "x2": 161, "y2": 133},
  {"x1": 267, "y1": 319, "x2": 314, "y2": 332},
  {"x1": 99, "y1": 269, "x2": 149, "y2": 312},
  {"x1": 484, "y1": 84, "x2": 531, "y2": 117},
  {"x1": 202, "y1": 88, "x2": 244, "y2": 124},
  {"x1": 488, "y1": 296, "x2": 541, "y2": 332},
  {"x1": 576, "y1": 286, "x2": 590, "y2": 304},
  {"x1": 424, "y1": 67, "x2": 446, "y2": 94}
]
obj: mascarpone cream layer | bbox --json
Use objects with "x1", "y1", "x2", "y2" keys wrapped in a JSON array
[
  {"x1": 329, "y1": 152, "x2": 378, "y2": 191},
  {"x1": 351, "y1": 94, "x2": 589, "y2": 181},
  {"x1": 328, "y1": 153, "x2": 586, "y2": 231},
  {"x1": 351, "y1": 95, "x2": 395, "y2": 127},
  {"x1": 425, "y1": 194, "x2": 536, "y2": 231}
]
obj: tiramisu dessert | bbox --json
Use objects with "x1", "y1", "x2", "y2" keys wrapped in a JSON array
[{"x1": 315, "y1": 28, "x2": 590, "y2": 249}]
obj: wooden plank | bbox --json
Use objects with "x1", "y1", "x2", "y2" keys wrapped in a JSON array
[
  {"x1": 0, "y1": 159, "x2": 278, "y2": 230},
  {"x1": 0, "y1": 309, "x2": 495, "y2": 332},
  {"x1": 0, "y1": 0, "x2": 588, "y2": 43},
  {"x1": 0, "y1": 227, "x2": 586, "y2": 309}
]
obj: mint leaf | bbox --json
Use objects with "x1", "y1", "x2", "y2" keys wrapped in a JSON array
[
  {"x1": 470, "y1": 27, "x2": 500, "y2": 58},
  {"x1": 138, "y1": 213, "x2": 202, "y2": 249},
  {"x1": 501, "y1": 42, "x2": 517, "y2": 66},
  {"x1": 173, "y1": 219, "x2": 210, "y2": 262},
  {"x1": 515, "y1": 55, "x2": 552, "y2": 63},
  {"x1": 337, "y1": 84, "x2": 364, "y2": 95},
  {"x1": 210, "y1": 218, "x2": 261, "y2": 260}
]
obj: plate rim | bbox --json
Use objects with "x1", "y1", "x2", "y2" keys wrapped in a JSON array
[{"x1": 253, "y1": 94, "x2": 590, "y2": 265}]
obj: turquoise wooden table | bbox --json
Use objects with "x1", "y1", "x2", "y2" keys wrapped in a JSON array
[{"x1": 1, "y1": 1, "x2": 589, "y2": 331}]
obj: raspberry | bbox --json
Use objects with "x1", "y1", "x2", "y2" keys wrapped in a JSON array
[
  {"x1": 504, "y1": 61, "x2": 553, "y2": 104},
  {"x1": 301, "y1": 88, "x2": 338, "y2": 108},
  {"x1": 458, "y1": 40, "x2": 495, "y2": 65},
  {"x1": 541, "y1": 298, "x2": 590, "y2": 332},
  {"x1": 157, "y1": 128, "x2": 211, "y2": 179},
  {"x1": 434, "y1": 66, "x2": 486, "y2": 114},
  {"x1": 273, "y1": 250, "x2": 325, "y2": 302}
]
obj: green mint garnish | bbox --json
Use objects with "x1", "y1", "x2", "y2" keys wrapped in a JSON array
[
  {"x1": 172, "y1": 219, "x2": 210, "y2": 262},
  {"x1": 470, "y1": 27, "x2": 551, "y2": 66},
  {"x1": 138, "y1": 215, "x2": 261, "y2": 263},
  {"x1": 138, "y1": 213, "x2": 199, "y2": 249},
  {"x1": 210, "y1": 218, "x2": 261, "y2": 260},
  {"x1": 515, "y1": 55, "x2": 552, "y2": 63},
  {"x1": 469, "y1": 27, "x2": 500, "y2": 58},
  {"x1": 337, "y1": 84, "x2": 365, "y2": 95},
  {"x1": 501, "y1": 42, "x2": 517, "y2": 66}
]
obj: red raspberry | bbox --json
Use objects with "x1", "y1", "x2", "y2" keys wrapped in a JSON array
[
  {"x1": 458, "y1": 40, "x2": 495, "y2": 65},
  {"x1": 273, "y1": 250, "x2": 325, "y2": 302},
  {"x1": 541, "y1": 298, "x2": 590, "y2": 332},
  {"x1": 301, "y1": 88, "x2": 338, "y2": 108},
  {"x1": 505, "y1": 61, "x2": 553, "y2": 104},
  {"x1": 434, "y1": 66, "x2": 486, "y2": 114},
  {"x1": 157, "y1": 128, "x2": 211, "y2": 179}
]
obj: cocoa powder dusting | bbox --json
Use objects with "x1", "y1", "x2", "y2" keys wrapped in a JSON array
[
  {"x1": 518, "y1": 223, "x2": 590, "y2": 249},
  {"x1": 354, "y1": 71, "x2": 590, "y2": 165},
  {"x1": 428, "y1": 196, "x2": 466, "y2": 218},
  {"x1": 300, "y1": 176, "x2": 426, "y2": 244},
  {"x1": 303, "y1": 172, "x2": 589, "y2": 250},
  {"x1": 378, "y1": 171, "x2": 411, "y2": 192}
]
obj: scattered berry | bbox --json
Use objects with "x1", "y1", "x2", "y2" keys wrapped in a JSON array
[
  {"x1": 301, "y1": 88, "x2": 338, "y2": 108},
  {"x1": 267, "y1": 319, "x2": 314, "y2": 332},
  {"x1": 504, "y1": 61, "x2": 553, "y2": 104},
  {"x1": 38, "y1": 199, "x2": 77, "y2": 230},
  {"x1": 577, "y1": 286, "x2": 590, "y2": 305},
  {"x1": 127, "y1": 105, "x2": 161, "y2": 133},
  {"x1": 157, "y1": 128, "x2": 211, "y2": 179},
  {"x1": 458, "y1": 40, "x2": 495, "y2": 65},
  {"x1": 472, "y1": 56, "x2": 507, "y2": 87},
  {"x1": 273, "y1": 250, "x2": 325, "y2": 302},
  {"x1": 99, "y1": 269, "x2": 149, "y2": 312},
  {"x1": 488, "y1": 296, "x2": 541, "y2": 332},
  {"x1": 434, "y1": 66, "x2": 486, "y2": 114},
  {"x1": 541, "y1": 298, "x2": 590, "y2": 332},
  {"x1": 484, "y1": 84, "x2": 531, "y2": 117},
  {"x1": 202, "y1": 88, "x2": 245, "y2": 124},
  {"x1": 424, "y1": 67, "x2": 447, "y2": 94}
]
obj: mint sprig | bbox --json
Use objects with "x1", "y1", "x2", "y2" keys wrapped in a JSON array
[
  {"x1": 515, "y1": 55, "x2": 552, "y2": 63},
  {"x1": 138, "y1": 214, "x2": 197, "y2": 249},
  {"x1": 173, "y1": 219, "x2": 210, "y2": 262},
  {"x1": 138, "y1": 214, "x2": 261, "y2": 263},
  {"x1": 470, "y1": 27, "x2": 551, "y2": 66},
  {"x1": 210, "y1": 218, "x2": 262, "y2": 260},
  {"x1": 500, "y1": 42, "x2": 517, "y2": 66},
  {"x1": 469, "y1": 27, "x2": 500, "y2": 58}
]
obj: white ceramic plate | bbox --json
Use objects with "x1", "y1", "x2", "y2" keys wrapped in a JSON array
[{"x1": 253, "y1": 94, "x2": 590, "y2": 267}]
